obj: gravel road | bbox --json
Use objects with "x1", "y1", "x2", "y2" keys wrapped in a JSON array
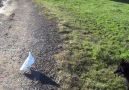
[{"x1": 0, "y1": 0, "x2": 61, "y2": 89}]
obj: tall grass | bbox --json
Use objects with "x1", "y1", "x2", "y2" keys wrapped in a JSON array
[{"x1": 35, "y1": 0, "x2": 129, "y2": 89}]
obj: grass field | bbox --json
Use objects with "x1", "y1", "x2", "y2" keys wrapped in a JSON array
[{"x1": 35, "y1": 0, "x2": 129, "y2": 89}]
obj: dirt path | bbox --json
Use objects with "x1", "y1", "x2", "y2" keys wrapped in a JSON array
[{"x1": 0, "y1": 0, "x2": 61, "y2": 89}]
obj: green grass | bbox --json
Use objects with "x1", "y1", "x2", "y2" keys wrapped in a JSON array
[{"x1": 35, "y1": 0, "x2": 129, "y2": 89}]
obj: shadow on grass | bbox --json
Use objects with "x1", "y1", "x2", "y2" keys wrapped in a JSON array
[
  {"x1": 111, "y1": 0, "x2": 129, "y2": 4},
  {"x1": 24, "y1": 70, "x2": 60, "y2": 87}
]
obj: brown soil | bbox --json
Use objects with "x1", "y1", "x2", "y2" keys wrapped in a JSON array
[{"x1": 0, "y1": 0, "x2": 62, "y2": 89}]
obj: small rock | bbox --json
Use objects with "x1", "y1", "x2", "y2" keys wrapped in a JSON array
[{"x1": 0, "y1": 0, "x2": 3, "y2": 7}]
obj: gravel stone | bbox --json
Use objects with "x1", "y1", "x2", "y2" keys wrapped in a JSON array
[{"x1": 0, "y1": 0, "x2": 61, "y2": 89}]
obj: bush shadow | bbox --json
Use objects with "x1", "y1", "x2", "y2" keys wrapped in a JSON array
[
  {"x1": 24, "y1": 70, "x2": 60, "y2": 87},
  {"x1": 111, "y1": 0, "x2": 129, "y2": 4}
]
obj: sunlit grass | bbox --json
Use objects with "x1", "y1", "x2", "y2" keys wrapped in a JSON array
[{"x1": 35, "y1": 0, "x2": 129, "y2": 89}]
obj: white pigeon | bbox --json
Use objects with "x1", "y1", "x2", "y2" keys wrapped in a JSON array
[{"x1": 20, "y1": 52, "x2": 35, "y2": 72}]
